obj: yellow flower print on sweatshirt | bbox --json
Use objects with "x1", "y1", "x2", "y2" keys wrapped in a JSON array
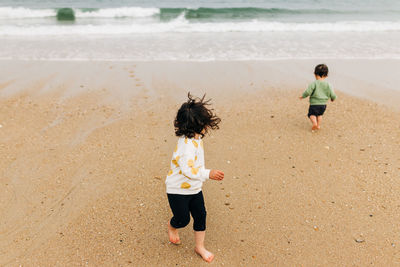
[
  {"x1": 181, "y1": 182, "x2": 191, "y2": 189},
  {"x1": 172, "y1": 156, "x2": 180, "y2": 167},
  {"x1": 192, "y1": 140, "x2": 198, "y2": 148},
  {"x1": 191, "y1": 167, "x2": 199, "y2": 175}
]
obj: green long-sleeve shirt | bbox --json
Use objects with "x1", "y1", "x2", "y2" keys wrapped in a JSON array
[{"x1": 302, "y1": 80, "x2": 337, "y2": 105}]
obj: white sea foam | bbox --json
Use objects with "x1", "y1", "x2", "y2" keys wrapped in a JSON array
[
  {"x1": 0, "y1": 7, "x2": 159, "y2": 19},
  {"x1": 75, "y1": 7, "x2": 160, "y2": 18},
  {"x1": 1, "y1": 29, "x2": 400, "y2": 61},
  {"x1": 0, "y1": 7, "x2": 54, "y2": 19},
  {"x1": 1, "y1": 20, "x2": 400, "y2": 36}
]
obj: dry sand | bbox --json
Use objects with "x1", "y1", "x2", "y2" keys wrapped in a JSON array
[{"x1": 1, "y1": 60, "x2": 400, "y2": 266}]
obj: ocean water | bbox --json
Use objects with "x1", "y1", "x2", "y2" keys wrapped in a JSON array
[{"x1": 0, "y1": 0, "x2": 400, "y2": 60}]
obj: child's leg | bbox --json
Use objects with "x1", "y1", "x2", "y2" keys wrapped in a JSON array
[
  {"x1": 195, "y1": 231, "x2": 214, "y2": 263},
  {"x1": 167, "y1": 222, "x2": 181, "y2": 245},
  {"x1": 190, "y1": 192, "x2": 214, "y2": 263},
  {"x1": 317, "y1": 115, "x2": 322, "y2": 129},
  {"x1": 167, "y1": 194, "x2": 191, "y2": 244},
  {"x1": 309, "y1": 115, "x2": 318, "y2": 130}
]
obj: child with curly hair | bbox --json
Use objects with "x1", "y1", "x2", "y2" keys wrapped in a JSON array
[{"x1": 165, "y1": 93, "x2": 224, "y2": 263}]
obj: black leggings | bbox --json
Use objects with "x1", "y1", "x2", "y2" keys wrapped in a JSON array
[{"x1": 167, "y1": 191, "x2": 206, "y2": 231}]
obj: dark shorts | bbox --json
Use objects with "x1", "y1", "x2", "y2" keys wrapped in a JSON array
[
  {"x1": 307, "y1": 105, "x2": 327, "y2": 117},
  {"x1": 167, "y1": 191, "x2": 206, "y2": 231}
]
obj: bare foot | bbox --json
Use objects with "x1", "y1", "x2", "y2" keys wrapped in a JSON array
[
  {"x1": 195, "y1": 247, "x2": 214, "y2": 263},
  {"x1": 167, "y1": 222, "x2": 181, "y2": 245},
  {"x1": 317, "y1": 125, "x2": 321, "y2": 130},
  {"x1": 312, "y1": 124, "x2": 318, "y2": 131}
]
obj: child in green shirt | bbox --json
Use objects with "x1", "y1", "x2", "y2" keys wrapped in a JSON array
[{"x1": 299, "y1": 64, "x2": 337, "y2": 131}]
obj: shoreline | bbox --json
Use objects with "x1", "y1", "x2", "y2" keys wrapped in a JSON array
[{"x1": 1, "y1": 58, "x2": 399, "y2": 111}]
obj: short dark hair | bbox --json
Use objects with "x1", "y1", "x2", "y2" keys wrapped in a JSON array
[
  {"x1": 174, "y1": 93, "x2": 221, "y2": 138},
  {"x1": 314, "y1": 64, "x2": 329, "y2": 77}
]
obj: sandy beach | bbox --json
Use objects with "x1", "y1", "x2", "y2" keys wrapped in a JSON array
[{"x1": 1, "y1": 59, "x2": 400, "y2": 266}]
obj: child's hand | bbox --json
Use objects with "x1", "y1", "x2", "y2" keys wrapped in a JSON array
[{"x1": 209, "y1": 170, "x2": 224, "y2": 180}]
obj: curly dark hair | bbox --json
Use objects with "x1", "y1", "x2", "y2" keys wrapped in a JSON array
[
  {"x1": 314, "y1": 64, "x2": 329, "y2": 77},
  {"x1": 174, "y1": 93, "x2": 221, "y2": 138}
]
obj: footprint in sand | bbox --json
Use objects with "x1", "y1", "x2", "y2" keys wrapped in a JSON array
[
  {"x1": 128, "y1": 69, "x2": 135, "y2": 78},
  {"x1": 134, "y1": 76, "x2": 142, "y2": 86}
]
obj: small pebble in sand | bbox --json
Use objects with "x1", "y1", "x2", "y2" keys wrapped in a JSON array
[
  {"x1": 0, "y1": 124, "x2": 2, "y2": 128},
  {"x1": 225, "y1": 194, "x2": 230, "y2": 197},
  {"x1": 324, "y1": 146, "x2": 330, "y2": 150},
  {"x1": 227, "y1": 160, "x2": 231, "y2": 164},
  {"x1": 355, "y1": 238, "x2": 365, "y2": 243},
  {"x1": 313, "y1": 226, "x2": 319, "y2": 231},
  {"x1": 224, "y1": 202, "x2": 230, "y2": 206}
]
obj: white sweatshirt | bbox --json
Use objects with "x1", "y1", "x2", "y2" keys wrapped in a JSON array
[{"x1": 165, "y1": 136, "x2": 210, "y2": 195}]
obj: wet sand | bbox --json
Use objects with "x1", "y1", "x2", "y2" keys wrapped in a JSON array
[{"x1": 1, "y1": 60, "x2": 400, "y2": 266}]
